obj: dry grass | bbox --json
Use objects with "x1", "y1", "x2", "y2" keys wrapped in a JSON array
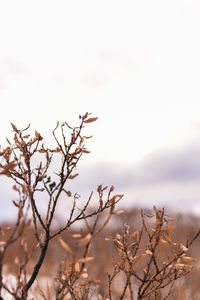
[{"x1": 1, "y1": 207, "x2": 200, "y2": 299}]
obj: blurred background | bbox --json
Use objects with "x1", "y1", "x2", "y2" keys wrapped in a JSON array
[{"x1": 1, "y1": 0, "x2": 200, "y2": 221}]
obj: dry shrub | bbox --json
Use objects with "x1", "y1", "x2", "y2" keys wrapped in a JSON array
[{"x1": 0, "y1": 113, "x2": 199, "y2": 299}]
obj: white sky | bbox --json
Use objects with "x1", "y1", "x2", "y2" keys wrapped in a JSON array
[
  {"x1": 1, "y1": 1, "x2": 200, "y2": 220},
  {"x1": 1, "y1": 0, "x2": 200, "y2": 163}
]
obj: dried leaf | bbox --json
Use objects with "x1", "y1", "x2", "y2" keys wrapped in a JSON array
[
  {"x1": 161, "y1": 236, "x2": 176, "y2": 246},
  {"x1": 110, "y1": 185, "x2": 114, "y2": 192},
  {"x1": 35, "y1": 131, "x2": 43, "y2": 140},
  {"x1": 116, "y1": 233, "x2": 121, "y2": 240},
  {"x1": 72, "y1": 233, "x2": 82, "y2": 239},
  {"x1": 64, "y1": 190, "x2": 72, "y2": 197},
  {"x1": 12, "y1": 185, "x2": 19, "y2": 192},
  {"x1": 174, "y1": 263, "x2": 191, "y2": 269},
  {"x1": 114, "y1": 210, "x2": 124, "y2": 215},
  {"x1": 78, "y1": 257, "x2": 94, "y2": 263},
  {"x1": 154, "y1": 205, "x2": 162, "y2": 220},
  {"x1": 163, "y1": 226, "x2": 175, "y2": 234},
  {"x1": 97, "y1": 185, "x2": 102, "y2": 193},
  {"x1": 75, "y1": 262, "x2": 80, "y2": 272},
  {"x1": 109, "y1": 194, "x2": 123, "y2": 204},
  {"x1": 39, "y1": 149, "x2": 47, "y2": 153},
  {"x1": 79, "y1": 233, "x2": 92, "y2": 247},
  {"x1": 1, "y1": 161, "x2": 16, "y2": 177},
  {"x1": 182, "y1": 256, "x2": 196, "y2": 263},
  {"x1": 160, "y1": 238, "x2": 168, "y2": 244},
  {"x1": 69, "y1": 173, "x2": 79, "y2": 180},
  {"x1": 11, "y1": 123, "x2": 18, "y2": 132},
  {"x1": 116, "y1": 240, "x2": 123, "y2": 247},
  {"x1": 14, "y1": 256, "x2": 19, "y2": 265},
  {"x1": 131, "y1": 231, "x2": 139, "y2": 241},
  {"x1": 18, "y1": 205, "x2": 23, "y2": 218},
  {"x1": 84, "y1": 117, "x2": 98, "y2": 123},
  {"x1": 80, "y1": 148, "x2": 91, "y2": 154},
  {"x1": 146, "y1": 249, "x2": 153, "y2": 256},
  {"x1": 80, "y1": 273, "x2": 88, "y2": 279},
  {"x1": 118, "y1": 248, "x2": 124, "y2": 258},
  {"x1": 23, "y1": 135, "x2": 30, "y2": 139},
  {"x1": 58, "y1": 238, "x2": 73, "y2": 254},
  {"x1": 180, "y1": 244, "x2": 188, "y2": 252},
  {"x1": 132, "y1": 254, "x2": 147, "y2": 264}
]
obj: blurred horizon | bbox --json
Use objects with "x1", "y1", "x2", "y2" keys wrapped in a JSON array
[{"x1": 1, "y1": 0, "x2": 200, "y2": 221}]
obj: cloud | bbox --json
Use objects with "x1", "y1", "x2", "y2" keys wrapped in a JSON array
[
  {"x1": 137, "y1": 144, "x2": 200, "y2": 184},
  {"x1": 66, "y1": 140, "x2": 200, "y2": 214},
  {"x1": 67, "y1": 138, "x2": 200, "y2": 200},
  {"x1": 2, "y1": 138, "x2": 200, "y2": 219}
]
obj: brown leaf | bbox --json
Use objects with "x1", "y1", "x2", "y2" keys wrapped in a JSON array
[
  {"x1": 18, "y1": 205, "x2": 23, "y2": 218},
  {"x1": 80, "y1": 273, "x2": 88, "y2": 279},
  {"x1": 11, "y1": 123, "x2": 18, "y2": 132},
  {"x1": 0, "y1": 161, "x2": 16, "y2": 177},
  {"x1": 131, "y1": 231, "x2": 139, "y2": 242},
  {"x1": 12, "y1": 185, "x2": 19, "y2": 192},
  {"x1": 75, "y1": 262, "x2": 80, "y2": 272},
  {"x1": 80, "y1": 148, "x2": 91, "y2": 154},
  {"x1": 109, "y1": 194, "x2": 123, "y2": 205},
  {"x1": 110, "y1": 185, "x2": 114, "y2": 192},
  {"x1": 84, "y1": 117, "x2": 98, "y2": 123},
  {"x1": 180, "y1": 244, "x2": 188, "y2": 252},
  {"x1": 64, "y1": 190, "x2": 72, "y2": 197},
  {"x1": 114, "y1": 210, "x2": 124, "y2": 215},
  {"x1": 71, "y1": 233, "x2": 82, "y2": 239},
  {"x1": 78, "y1": 257, "x2": 94, "y2": 263},
  {"x1": 163, "y1": 226, "x2": 175, "y2": 234},
  {"x1": 97, "y1": 185, "x2": 102, "y2": 193},
  {"x1": 174, "y1": 263, "x2": 191, "y2": 269},
  {"x1": 182, "y1": 256, "x2": 196, "y2": 263},
  {"x1": 35, "y1": 131, "x2": 43, "y2": 140},
  {"x1": 0, "y1": 241, "x2": 6, "y2": 247},
  {"x1": 69, "y1": 173, "x2": 79, "y2": 179},
  {"x1": 39, "y1": 149, "x2": 47, "y2": 153},
  {"x1": 23, "y1": 135, "x2": 30, "y2": 139},
  {"x1": 146, "y1": 249, "x2": 153, "y2": 256},
  {"x1": 79, "y1": 233, "x2": 92, "y2": 247},
  {"x1": 58, "y1": 238, "x2": 73, "y2": 254}
]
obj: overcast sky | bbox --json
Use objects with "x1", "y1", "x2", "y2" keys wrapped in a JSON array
[{"x1": 1, "y1": 1, "x2": 200, "y2": 220}]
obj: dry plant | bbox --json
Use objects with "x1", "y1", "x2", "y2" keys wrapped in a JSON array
[
  {"x1": 0, "y1": 113, "x2": 122, "y2": 299},
  {"x1": 104, "y1": 206, "x2": 199, "y2": 300},
  {"x1": 0, "y1": 113, "x2": 199, "y2": 300}
]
